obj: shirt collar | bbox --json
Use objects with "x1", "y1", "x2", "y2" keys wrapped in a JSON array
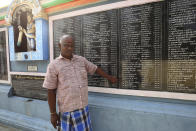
[{"x1": 58, "y1": 54, "x2": 77, "y2": 61}]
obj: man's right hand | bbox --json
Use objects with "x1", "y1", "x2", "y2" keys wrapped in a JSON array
[
  {"x1": 50, "y1": 112, "x2": 60, "y2": 129},
  {"x1": 108, "y1": 76, "x2": 118, "y2": 84}
]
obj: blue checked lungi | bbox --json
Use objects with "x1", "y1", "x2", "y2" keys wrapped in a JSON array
[{"x1": 60, "y1": 105, "x2": 92, "y2": 131}]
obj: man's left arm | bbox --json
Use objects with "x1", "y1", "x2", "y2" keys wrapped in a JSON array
[
  {"x1": 95, "y1": 67, "x2": 118, "y2": 84},
  {"x1": 83, "y1": 57, "x2": 117, "y2": 83}
]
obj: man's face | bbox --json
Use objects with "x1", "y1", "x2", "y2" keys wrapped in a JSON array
[{"x1": 60, "y1": 37, "x2": 74, "y2": 58}]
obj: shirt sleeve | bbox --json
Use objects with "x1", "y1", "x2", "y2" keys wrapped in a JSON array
[
  {"x1": 83, "y1": 57, "x2": 97, "y2": 75},
  {"x1": 43, "y1": 62, "x2": 58, "y2": 89}
]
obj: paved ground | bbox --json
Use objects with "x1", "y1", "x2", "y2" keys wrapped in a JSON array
[{"x1": 0, "y1": 123, "x2": 22, "y2": 131}]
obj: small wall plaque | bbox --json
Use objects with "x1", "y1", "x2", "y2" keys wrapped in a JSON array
[{"x1": 27, "y1": 65, "x2": 38, "y2": 72}]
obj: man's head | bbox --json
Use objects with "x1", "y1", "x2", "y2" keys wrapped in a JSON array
[{"x1": 58, "y1": 35, "x2": 74, "y2": 59}]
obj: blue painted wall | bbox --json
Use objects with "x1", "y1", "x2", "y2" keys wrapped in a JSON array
[
  {"x1": 0, "y1": 85, "x2": 196, "y2": 131},
  {"x1": 88, "y1": 92, "x2": 196, "y2": 131},
  {"x1": 9, "y1": 18, "x2": 49, "y2": 61},
  {"x1": 10, "y1": 60, "x2": 49, "y2": 72},
  {"x1": 8, "y1": 18, "x2": 49, "y2": 73}
]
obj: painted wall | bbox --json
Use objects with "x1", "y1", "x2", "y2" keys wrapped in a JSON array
[
  {"x1": 89, "y1": 92, "x2": 196, "y2": 131},
  {"x1": 0, "y1": 86, "x2": 196, "y2": 131}
]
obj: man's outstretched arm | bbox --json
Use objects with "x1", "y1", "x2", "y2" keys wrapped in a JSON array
[{"x1": 95, "y1": 67, "x2": 118, "y2": 83}]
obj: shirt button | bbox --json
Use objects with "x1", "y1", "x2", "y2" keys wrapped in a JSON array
[{"x1": 79, "y1": 85, "x2": 82, "y2": 88}]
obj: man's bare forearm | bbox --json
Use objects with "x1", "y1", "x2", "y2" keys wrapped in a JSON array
[
  {"x1": 95, "y1": 67, "x2": 118, "y2": 83},
  {"x1": 95, "y1": 67, "x2": 110, "y2": 79},
  {"x1": 48, "y1": 89, "x2": 57, "y2": 113}
]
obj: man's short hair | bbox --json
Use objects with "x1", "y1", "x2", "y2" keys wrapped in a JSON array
[{"x1": 59, "y1": 35, "x2": 74, "y2": 45}]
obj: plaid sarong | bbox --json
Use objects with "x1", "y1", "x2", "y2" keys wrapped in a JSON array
[{"x1": 60, "y1": 105, "x2": 92, "y2": 131}]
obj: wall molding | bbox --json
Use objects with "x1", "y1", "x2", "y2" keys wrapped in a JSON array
[{"x1": 10, "y1": 72, "x2": 46, "y2": 76}]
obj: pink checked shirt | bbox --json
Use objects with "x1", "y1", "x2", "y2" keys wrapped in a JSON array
[{"x1": 43, "y1": 55, "x2": 97, "y2": 112}]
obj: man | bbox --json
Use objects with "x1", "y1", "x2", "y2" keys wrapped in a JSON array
[{"x1": 43, "y1": 35, "x2": 117, "y2": 131}]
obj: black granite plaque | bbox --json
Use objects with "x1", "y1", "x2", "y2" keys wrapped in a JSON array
[
  {"x1": 0, "y1": 31, "x2": 8, "y2": 81},
  {"x1": 82, "y1": 9, "x2": 118, "y2": 88},
  {"x1": 51, "y1": 0, "x2": 196, "y2": 93},
  {"x1": 11, "y1": 75, "x2": 47, "y2": 100},
  {"x1": 167, "y1": 0, "x2": 196, "y2": 93},
  {"x1": 53, "y1": 16, "x2": 82, "y2": 58},
  {"x1": 120, "y1": 2, "x2": 163, "y2": 89}
]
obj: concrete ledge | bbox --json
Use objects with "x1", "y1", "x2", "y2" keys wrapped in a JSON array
[
  {"x1": 0, "y1": 109, "x2": 55, "y2": 131},
  {"x1": 1, "y1": 85, "x2": 196, "y2": 131},
  {"x1": 0, "y1": 85, "x2": 56, "y2": 131},
  {"x1": 88, "y1": 93, "x2": 196, "y2": 118},
  {"x1": 88, "y1": 93, "x2": 196, "y2": 131},
  {"x1": 0, "y1": 85, "x2": 51, "y2": 121}
]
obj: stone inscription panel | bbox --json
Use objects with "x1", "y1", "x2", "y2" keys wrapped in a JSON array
[
  {"x1": 82, "y1": 10, "x2": 118, "y2": 88},
  {"x1": 167, "y1": 0, "x2": 196, "y2": 93},
  {"x1": 52, "y1": 0, "x2": 196, "y2": 93},
  {"x1": 53, "y1": 16, "x2": 82, "y2": 58},
  {"x1": 120, "y1": 2, "x2": 163, "y2": 89}
]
